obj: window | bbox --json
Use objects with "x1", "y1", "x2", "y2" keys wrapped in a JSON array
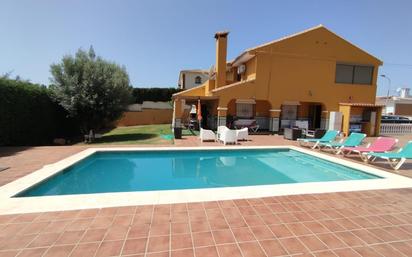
[
  {"x1": 236, "y1": 103, "x2": 254, "y2": 118},
  {"x1": 335, "y1": 64, "x2": 354, "y2": 84},
  {"x1": 335, "y1": 64, "x2": 374, "y2": 85},
  {"x1": 195, "y1": 76, "x2": 202, "y2": 84},
  {"x1": 353, "y1": 66, "x2": 373, "y2": 84}
]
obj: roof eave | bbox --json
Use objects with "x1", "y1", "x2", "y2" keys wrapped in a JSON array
[
  {"x1": 231, "y1": 52, "x2": 254, "y2": 67},
  {"x1": 231, "y1": 24, "x2": 383, "y2": 66},
  {"x1": 172, "y1": 84, "x2": 206, "y2": 99}
]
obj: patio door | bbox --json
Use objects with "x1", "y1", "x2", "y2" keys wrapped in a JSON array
[
  {"x1": 201, "y1": 104, "x2": 209, "y2": 129},
  {"x1": 308, "y1": 104, "x2": 322, "y2": 129}
]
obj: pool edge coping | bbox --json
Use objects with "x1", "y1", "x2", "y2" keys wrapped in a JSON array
[{"x1": 0, "y1": 145, "x2": 411, "y2": 215}]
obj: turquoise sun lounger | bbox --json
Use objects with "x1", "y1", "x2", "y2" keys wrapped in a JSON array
[
  {"x1": 367, "y1": 141, "x2": 412, "y2": 170},
  {"x1": 319, "y1": 132, "x2": 366, "y2": 154},
  {"x1": 297, "y1": 130, "x2": 339, "y2": 149}
]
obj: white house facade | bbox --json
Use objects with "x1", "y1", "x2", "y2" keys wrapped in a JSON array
[
  {"x1": 178, "y1": 69, "x2": 209, "y2": 90},
  {"x1": 376, "y1": 88, "x2": 412, "y2": 116}
]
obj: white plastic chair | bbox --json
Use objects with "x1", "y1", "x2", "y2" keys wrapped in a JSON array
[
  {"x1": 217, "y1": 126, "x2": 228, "y2": 142},
  {"x1": 220, "y1": 129, "x2": 237, "y2": 145},
  {"x1": 217, "y1": 126, "x2": 228, "y2": 141},
  {"x1": 236, "y1": 127, "x2": 248, "y2": 141},
  {"x1": 199, "y1": 128, "x2": 216, "y2": 142}
]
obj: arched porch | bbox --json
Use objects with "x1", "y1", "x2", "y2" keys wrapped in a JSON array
[
  {"x1": 225, "y1": 99, "x2": 272, "y2": 131},
  {"x1": 270, "y1": 101, "x2": 330, "y2": 133},
  {"x1": 172, "y1": 96, "x2": 219, "y2": 130}
]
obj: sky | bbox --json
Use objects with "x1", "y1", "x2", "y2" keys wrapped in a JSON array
[{"x1": 1, "y1": 0, "x2": 412, "y2": 96}]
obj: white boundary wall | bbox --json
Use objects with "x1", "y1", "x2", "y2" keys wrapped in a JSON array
[{"x1": 380, "y1": 123, "x2": 412, "y2": 135}]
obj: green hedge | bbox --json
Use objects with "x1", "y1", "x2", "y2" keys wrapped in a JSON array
[
  {"x1": 0, "y1": 82, "x2": 180, "y2": 145},
  {"x1": 0, "y1": 78, "x2": 79, "y2": 146},
  {"x1": 132, "y1": 87, "x2": 181, "y2": 103}
]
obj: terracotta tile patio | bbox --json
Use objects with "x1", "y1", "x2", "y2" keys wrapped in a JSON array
[
  {"x1": 0, "y1": 134, "x2": 412, "y2": 256},
  {"x1": 0, "y1": 189, "x2": 411, "y2": 256}
]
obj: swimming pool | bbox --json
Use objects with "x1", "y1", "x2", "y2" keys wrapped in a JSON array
[{"x1": 16, "y1": 149, "x2": 380, "y2": 197}]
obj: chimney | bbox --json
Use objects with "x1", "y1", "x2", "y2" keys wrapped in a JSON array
[{"x1": 215, "y1": 31, "x2": 229, "y2": 88}]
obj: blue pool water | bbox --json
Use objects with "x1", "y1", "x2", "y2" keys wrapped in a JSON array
[{"x1": 16, "y1": 149, "x2": 381, "y2": 197}]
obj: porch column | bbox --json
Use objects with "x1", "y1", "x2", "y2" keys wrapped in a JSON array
[
  {"x1": 173, "y1": 98, "x2": 184, "y2": 129},
  {"x1": 217, "y1": 107, "x2": 227, "y2": 127},
  {"x1": 269, "y1": 109, "x2": 281, "y2": 132},
  {"x1": 320, "y1": 110, "x2": 329, "y2": 130},
  {"x1": 375, "y1": 107, "x2": 382, "y2": 136}
]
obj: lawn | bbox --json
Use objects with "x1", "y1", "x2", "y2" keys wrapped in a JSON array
[
  {"x1": 90, "y1": 124, "x2": 199, "y2": 145},
  {"x1": 91, "y1": 124, "x2": 174, "y2": 145}
]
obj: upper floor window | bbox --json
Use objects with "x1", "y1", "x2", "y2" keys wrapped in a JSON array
[
  {"x1": 195, "y1": 76, "x2": 202, "y2": 84},
  {"x1": 335, "y1": 64, "x2": 374, "y2": 85}
]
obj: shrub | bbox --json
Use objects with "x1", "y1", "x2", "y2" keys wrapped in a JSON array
[{"x1": 50, "y1": 47, "x2": 132, "y2": 133}]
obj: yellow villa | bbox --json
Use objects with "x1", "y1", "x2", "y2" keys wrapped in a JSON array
[{"x1": 172, "y1": 25, "x2": 383, "y2": 136}]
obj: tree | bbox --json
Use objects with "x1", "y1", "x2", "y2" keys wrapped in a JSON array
[{"x1": 50, "y1": 47, "x2": 132, "y2": 134}]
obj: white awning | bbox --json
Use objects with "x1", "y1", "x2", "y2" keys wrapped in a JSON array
[{"x1": 236, "y1": 99, "x2": 256, "y2": 104}]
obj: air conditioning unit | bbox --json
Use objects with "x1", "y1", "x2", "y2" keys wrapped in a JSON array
[{"x1": 237, "y1": 64, "x2": 246, "y2": 74}]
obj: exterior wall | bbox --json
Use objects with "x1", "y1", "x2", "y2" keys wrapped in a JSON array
[
  {"x1": 255, "y1": 27, "x2": 380, "y2": 66},
  {"x1": 241, "y1": 56, "x2": 257, "y2": 81},
  {"x1": 376, "y1": 98, "x2": 412, "y2": 115},
  {"x1": 116, "y1": 109, "x2": 173, "y2": 126},
  {"x1": 383, "y1": 101, "x2": 395, "y2": 114},
  {"x1": 227, "y1": 99, "x2": 236, "y2": 116},
  {"x1": 385, "y1": 105, "x2": 395, "y2": 114},
  {"x1": 212, "y1": 27, "x2": 380, "y2": 115},
  {"x1": 255, "y1": 100, "x2": 271, "y2": 117},
  {"x1": 226, "y1": 69, "x2": 237, "y2": 84},
  {"x1": 395, "y1": 103, "x2": 412, "y2": 116},
  {"x1": 227, "y1": 57, "x2": 257, "y2": 85},
  {"x1": 212, "y1": 80, "x2": 256, "y2": 106},
  {"x1": 254, "y1": 55, "x2": 378, "y2": 112},
  {"x1": 204, "y1": 80, "x2": 215, "y2": 95},
  {"x1": 251, "y1": 27, "x2": 380, "y2": 111},
  {"x1": 173, "y1": 27, "x2": 381, "y2": 131},
  {"x1": 175, "y1": 85, "x2": 206, "y2": 97},
  {"x1": 339, "y1": 105, "x2": 351, "y2": 136},
  {"x1": 180, "y1": 72, "x2": 209, "y2": 90}
]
